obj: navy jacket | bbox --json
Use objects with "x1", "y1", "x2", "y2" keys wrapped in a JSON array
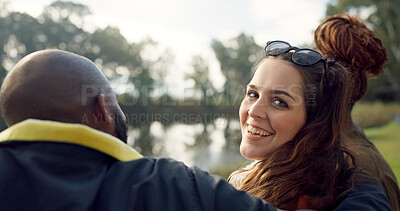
[{"x1": 0, "y1": 120, "x2": 391, "y2": 210}]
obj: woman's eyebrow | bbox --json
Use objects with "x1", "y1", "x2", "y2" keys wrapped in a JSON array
[
  {"x1": 247, "y1": 84, "x2": 257, "y2": 89},
  {"x1": 273, "y1": 90, "x2": 295, "y2": 101},
  {"x1": 248, "y1": 84, "x2": 297, "y2": 101}
]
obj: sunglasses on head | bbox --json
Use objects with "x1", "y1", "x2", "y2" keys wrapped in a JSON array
[
  {"x1": 265, "y1": 40, "x2": 327, "y2": 66},
  {"x1": 265, "y1": 40, "x2": 329, "y2": 85}
]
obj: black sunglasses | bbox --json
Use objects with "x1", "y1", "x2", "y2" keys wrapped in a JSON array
[{"x1": 265, "y1": 40, "x2": 329, "y2": 85}]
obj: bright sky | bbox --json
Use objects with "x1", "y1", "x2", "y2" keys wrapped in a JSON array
[{"x1": 7, "y1": 0, "x2": 330, "y2": 91}]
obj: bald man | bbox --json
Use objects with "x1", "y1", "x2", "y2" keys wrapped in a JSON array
[
  {"x1": 0, "y1": 49, "x2": 278, "y2": 211},
  {"x1": 0, "y1": 49, "x2": 127, "y2": 142},
  {"x1": 0, "y1": 50, "x2": 390, "y2": 211}
]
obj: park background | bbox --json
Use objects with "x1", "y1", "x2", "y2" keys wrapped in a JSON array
[{"x1": 0, "y1": 0, "x2": 399, "y2": 182}]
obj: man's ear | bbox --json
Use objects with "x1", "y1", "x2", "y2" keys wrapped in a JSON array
[{"x1": 96, "y1": 94, "x2": 113, "y2": 124}]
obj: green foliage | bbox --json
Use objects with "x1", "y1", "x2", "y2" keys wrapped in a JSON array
[
  {"x1": 0, "y1": 0, "x2": 169, "y2": 95},
  {"x1": 185, "y1": 55, "x2": 215, "y2": 105},
  {"x1": 134, "y1": 124, "x2": 155, "y2": 155},
  {"x1": 351, "y1": 101, "x2": 400, "y2": 128},
  {"x1": 326, "y1": 0, "x2": 400, "y2": 101},
  {"x1": 211, "y1": 33, "x2": 263, "y2": 105},
  {"x1": 0, "y1": 0, "x2": 173, "y2": 137}
]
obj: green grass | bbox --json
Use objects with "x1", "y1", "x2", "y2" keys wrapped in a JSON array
[
  {"x1": 364, "y1": 121, "x2": 400, "y2": 183},
  {"x1": 352, "y1": 102, "x2": 400, "y2": 128}
]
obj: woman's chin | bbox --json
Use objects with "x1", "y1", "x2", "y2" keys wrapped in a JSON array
[{"x1": 240, "y1": 146, "x2": 266, "y2": 161}]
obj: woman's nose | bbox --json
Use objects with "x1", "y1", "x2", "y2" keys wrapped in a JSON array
[{"x1": 248, "y1": 99, "x2": 267, "y2": 119}]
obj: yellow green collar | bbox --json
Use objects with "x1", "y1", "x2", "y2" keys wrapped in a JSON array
[{"x1": 0, "y1": 119, "x2": 142, "y2": 161}]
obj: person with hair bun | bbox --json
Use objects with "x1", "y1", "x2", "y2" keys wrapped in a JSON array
[
  {"x1": 314, "y1": 13, "x2": 400, "y2": 211},
  {"x1": 228, "y1": 40, "x2": 390, "y2": 210}
]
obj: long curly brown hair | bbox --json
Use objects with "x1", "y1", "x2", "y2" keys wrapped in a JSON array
[
  {"x1": 230, "y1": 52, "x2": 356, "y2": 210},
  {"x1": 314, "y1": 13, "x2": 389, "y2": 106}
]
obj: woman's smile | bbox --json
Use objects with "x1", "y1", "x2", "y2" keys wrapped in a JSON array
[{"x1": 246, "y1": 124, "x2": 273, "y2": 138}]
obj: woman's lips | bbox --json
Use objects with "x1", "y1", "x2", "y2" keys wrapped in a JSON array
[{"x1": 247, "y1": 124, "x2": 273, "y2": 137}]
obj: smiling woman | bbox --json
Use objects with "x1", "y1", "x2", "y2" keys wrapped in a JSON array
[
  {"x1": 227, "y1": 40, "x2": 387, "y2": 210},
  {"x1": 239, "y1": 59, "x2": 306, "y2": 160}
]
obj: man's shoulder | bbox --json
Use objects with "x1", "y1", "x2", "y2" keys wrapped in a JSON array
[
  {"x1": 335, "y1": 171, "x2": 391, "y2": 211},
  {"x1": 102, "y1": 157, "x2": 276, "y2": 211},
  {"x1": 96, "y1": 157, "x2": 205, "y2": 210},
  {"x1": 109, "y1": 157, "x2": 193, "y2": 177}
]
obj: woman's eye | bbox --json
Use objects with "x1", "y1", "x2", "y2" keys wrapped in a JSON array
[
  {"x1": 273, "y1": 98, "x2": 288, "y2": 108},
  {"x1": 247, "y1": 91, "x2": 258, "y2": 98}
]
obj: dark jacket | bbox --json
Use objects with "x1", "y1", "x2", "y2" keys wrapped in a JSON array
[
  {"x1": 0, "y1": 119, "x2": 275, "y2": 211},
  {"x1": 0, "y1": 119, "x2": 391, "y2": 210}
]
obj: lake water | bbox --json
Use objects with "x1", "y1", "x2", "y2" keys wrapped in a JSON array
[{"x1": 127, "y1": 118, "x2": 248, "y2": 171}]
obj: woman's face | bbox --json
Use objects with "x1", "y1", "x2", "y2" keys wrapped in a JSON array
[{"x1": 239, "y1": 58, "x2": 307, "y2": 160}]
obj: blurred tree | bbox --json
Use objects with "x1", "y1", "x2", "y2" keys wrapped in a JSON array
[
  {"x1": 0, "y1": 0, "x2": 173, "y2": 134},
  {"x1": 211, "y1": 33, "x2": 263, "y2": 106},
  {"x1": 184, "y1": 55, "x2": 215, "y2": 148},
  {"x1": 185, "y1": 55, "x2": 215, "y2": 106},
  {"x1": 42, "y1": 0, "x2": 90, "y2": 28},
  {"x1": 0, "y1": 2, "x2": 11, "y2": 81},
  {"x1": 1, "y1": 0, "x2": 171, "y2": 96},
  {"x1": 134, "y1": 124, "x2": 154, "y2": 156},
  {"x1": 0, "y1": 0, "x2": 89, "y2": 71},
  {"x1": 326, "y1": 0, "x2": 400, "y2": 101},
  {"x1": 37, "y1": 0, "x2": 89, "y2": 53},
  {"x1": 1, "y1": 12, "x2": 40, "y2": 68},
  {"x1": 211, "y1": 33, "x2": 262, "y2": 149},
  {"x1": 88, "y1": 27, "x2": 154, "y2": 92}
]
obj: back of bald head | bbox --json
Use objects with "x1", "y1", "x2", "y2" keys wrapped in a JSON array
[{"x1": 0, "y1": 49, "x2": 112, "y2": 126}]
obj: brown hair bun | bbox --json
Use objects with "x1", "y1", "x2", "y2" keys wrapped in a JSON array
[{"x1": 314, "y1": 13, "x2": 389, "y2": 102}]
